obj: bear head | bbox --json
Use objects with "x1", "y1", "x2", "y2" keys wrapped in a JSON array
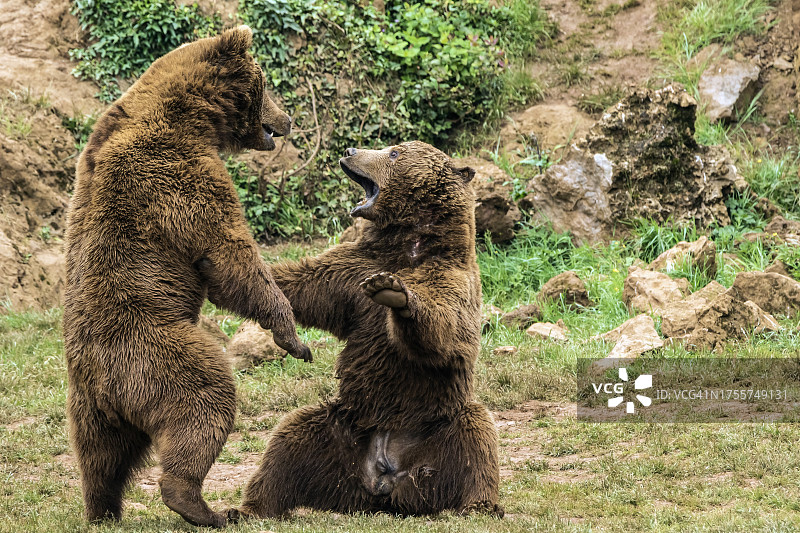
[
  {"x1": 339, "y1": 141, "x2": 476, "y2": 228},
  {"x1": 121, "y1": 25, "x2": 290, "y2": 152}
]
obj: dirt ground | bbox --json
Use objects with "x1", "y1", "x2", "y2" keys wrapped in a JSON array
[{"x1": 42, "y1": 402, "x2": 579, "y2": 496}]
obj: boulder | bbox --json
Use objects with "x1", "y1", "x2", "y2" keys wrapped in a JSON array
[
  {"x1": 591, "y1": 314, "x2": 664, "y2": 371},
  {"x1": 198, "y1": 315, "x2": 230, "y2": 348},
  {"x1": 500, "y1": 104, "x2": 595, "y2": 153},
  {"x1": 520, "y1": 85, "x2": 744, "y2": 243},
  {"x1": 660, "y1": 281, "x2": 727, "y2": 338},
  {"x1": 526, "y1": 320, "x2": 568, "y2": 342},
  {"x1": 500, "y1": 303, "x2": 543, "y2": 330},
  {"x1": 765, "y1": 215, "x2": 800, "y2": 238},
  {"x1": 683, "y1": 292, "x2": 780, "y2": 352},
  {"x1": 459, "y1": 157, "x2": 522, "y2": 243},
  {"x1": 765, "y1": 260, "x2": 793, "y2": 279},
  {"x1": 340, "y1": 218, "x2": 371, "y2": 243},
  {"x1": 728, "y1": 271, "x2": 800, "y2": 318},
  {"x1": 228, "y1": 320, "x2": 285, "y2": 371},
  {"x1": 492, "y1": 345, "x2": 519, "y2": 357},
  {"x1": 647, "y1": 236, "x2": 717, "y2": 279},
  {"x1": 698, "y1": 58, "x2": 761, "y2": 123},
  {"x1": 539, "y1": 271, "x2": 595, "y2": 309},
  {"x1": 622, "y1": 266, "x2": 690, "y2": 314}
]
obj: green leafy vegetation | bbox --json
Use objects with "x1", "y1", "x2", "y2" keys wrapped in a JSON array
[
  {"x1": 70, "y1": 0, "x2": 554, "y2": 239},
  {"x1": 70, "y1": 0, "x2": 220, "y2": 101}
]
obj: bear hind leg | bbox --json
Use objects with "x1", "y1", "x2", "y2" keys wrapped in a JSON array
[
  {"x1": 155, "y1": 400, "x2": 235, "y2": 528},
  {"x1": 71, "y1": 406, "x2": 151, "y2": 522}
]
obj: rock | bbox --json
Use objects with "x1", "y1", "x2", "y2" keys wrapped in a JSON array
[
  {"x1": 539, "y1": 271, "x2": 594, "y2": 309},
  {"x1": 519, "y1": 147, "x2": 614, "y2": 244},
  {"x1": 739, "y1": 231, "x2": 782, "y2": 245},
  {"x1": 198, "y1": 315, "x2": 230, "y2": 348},
  {"x1": 525, "y1": 321, "x2": 568, "y2": 342},
  {"x1": 500, "y1": 303, "x2": 543, "y2": 330},
  {"x1": 683, "y1": 292, "x2": 780, "y2": 352},
  {"x1": 698, "y1": 58, "x2": 760, "y2": 123},
  {"x1": 520, "y1": 85, "x2": 744, "y2": 244},
  {"x1": 647, "y1": 236, "x2": 717, "y2": 279},
  {"x1": 492, "y1": 345, "x2": 518, "y2": 357},
  {"x1": 772, "y1": 57, "x2": 793, "y2": 71},
  {"x1": 622, "y1": 266, "x2": 690, "y2": 314},
  {"x1": 728, "y1": 271, "x2": 800, "y2": 318},
  {"x1": 687, "y1": 44, "x2": 723, "y2": 71},
  {"x1": 500, "y1": 104, "x2": 595, "y2": 153},
  {"x1": 482, "y1": 304, "x2": 504, "y2": 332},
  {"x1": 238, "y1": 139, "x2": 303, "y2": 181},
  {"x1": 459, "y1": 157, "x2": 521, "y2": 243},
  {"x1": 765, "y1": 260, "x2": 793, "y2": 279},
  {"x1": 591, "y1": 314, "x2": 663, "y2": 370},
  {"x1": 660, "y1": 281, "x2": 727, "y2": 338},
  {"x1": 765, "y1": 215, "x2": 800, "y2": 238},
  {"x1": 228, "y1": 321, "x2": 285, "y2": 371},
  {"x1": 340, "y1": 218, "x2": 371, "y2": 243}
]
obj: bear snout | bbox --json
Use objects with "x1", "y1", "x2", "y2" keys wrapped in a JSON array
[{"x1": 345, "y1": 147, "x2": 357, "y2": 157}]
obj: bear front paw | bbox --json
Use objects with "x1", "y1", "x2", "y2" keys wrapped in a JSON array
[{"x1": 360, "y1": 272, "x2": 411, "y2": 318}]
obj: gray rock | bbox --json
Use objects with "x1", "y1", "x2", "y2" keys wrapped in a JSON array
[{"x1": 698, "y1": 58, "x2": 760, "y2": 122}]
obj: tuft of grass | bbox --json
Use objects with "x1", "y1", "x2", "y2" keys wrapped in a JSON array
[
  {"x1": 577, "y1": 85, "x2": 626, "y2": 114},
  {"x1": 628, "y1": 219, "x2": 700, "y2": 263},
  {"x1": 741, "y1": 150, "x2": 800, "y2": 215},
  {"x1": 658, "y1": 0, "x2": 773, "y2": 96}
]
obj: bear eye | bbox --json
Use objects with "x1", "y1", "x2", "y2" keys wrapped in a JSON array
[{"x1": 390, "y1": 150, "x2": 399, "y2": 160}]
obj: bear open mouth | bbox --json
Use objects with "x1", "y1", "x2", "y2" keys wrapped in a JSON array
[
  {"x1": 262, "y1": 125, "x2": 283, "y2": 139},
  {"x1": 340, "y1": 160, "x2": 379, "y2": 216}
]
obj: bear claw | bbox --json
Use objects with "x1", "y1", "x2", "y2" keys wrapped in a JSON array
[{"x1": 361, "y1": 272, "x2": 411, "y2": 317}]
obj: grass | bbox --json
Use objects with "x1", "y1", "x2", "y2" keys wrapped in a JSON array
[
  {"x1": 657, "y1": 0, "x2": 773, "y2": 98},
  {"x1": 2, "y1": 232, "x2": 800, "y2": 531}
]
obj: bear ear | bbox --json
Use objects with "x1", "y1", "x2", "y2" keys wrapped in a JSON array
[
  {"x1": 215, "y1": 25, "x2": 253, "y2": 57},
  {"x1": 453, "y1": 165, "x2": 476, "y2": 184}
]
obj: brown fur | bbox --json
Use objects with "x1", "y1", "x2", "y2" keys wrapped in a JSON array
[
  {"x1": 239, "y1": 141, "x2": 502, "y2": 518},
  {"x1": 64, "y1": 26, "x2": 310, "y2": 528}
]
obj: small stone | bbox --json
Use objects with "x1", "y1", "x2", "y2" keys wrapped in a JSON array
[
  {"x1": 622, "y1": 266, "x2": 690, "y2": 314},
  {"x1": 590, "y1": 315, "x2": 663, "y2": 372},
  {"x1": 525, "y1": 322, "x2": 568, "y2": 342},
  {"x1": 539, "y1": 271, "x2": 595, "y2": 309},
  {"x1": 493, "y1": 345, "x2": 519, "y2": 357},
  {"x1": 198, "y1": 315, "x2": 230, "y2": 348},
  {"x1": 500, "y1": 303, "x2": 543, "y2": 330},
  {"x1": 228, "y1": 321, "x2": 285, "y2": 370},
  {"x1": 765, "y1": 260, "x2": 793, "y2": 279},
  {"x1": 765, "y1": 215, "x2": 800, "y2": 238},
  {"x1": 647, "y1": 236, "x2": 717, "y2": 279},
  {"x1": 772, "y1": 57, "x2": 793, "y2": 71}
]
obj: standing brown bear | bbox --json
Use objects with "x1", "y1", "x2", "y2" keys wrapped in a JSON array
[
  {"x1": 64, "y1": 26, "x2": 311, "y2": 528},
  {"x1": 238, "y1": 141, "x2": 502, "y2": 518}
]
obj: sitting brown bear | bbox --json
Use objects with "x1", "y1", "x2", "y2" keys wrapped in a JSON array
[
  {"x1": 238, "y1": 141, "x2": 502, "y2": 518},
  {"x1": 64, "y1": 26, "x2": 311, "y2": 528}
]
